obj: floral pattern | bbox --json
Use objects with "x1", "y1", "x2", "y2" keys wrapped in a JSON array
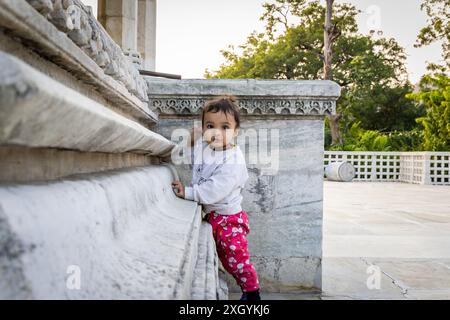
[{"x1": 207, "y1": 210, "x2": 260, "y2": 292}]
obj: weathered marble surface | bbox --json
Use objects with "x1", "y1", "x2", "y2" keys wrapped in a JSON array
[
  {"x1": 147, "y1": 78, "x2": 341, "y2": 97},
  {"x1": 147, "y1": 79, "x2": 340, "y2": 116},
  {"x1": 0, "y1": 146, "x2": 162, "y2": 182},
  {"x1": 0, "y1": 52, "x2": 173, "y2": 157},
  {"x1": 239, "y1": 119, "x2": 324, "y2": 292},
  {"x1": 0, "y1": 0, "x2": 228, "y2": 300},
  {"x1": 0, "y1": 165, "x2": 223, "y2": 299},
  {"x1": 158, "y1": 117, "x2": 324, "y2": 292},
  {"x1": 137, "y1": 0, "x2": 157, "y2": 71},
  {"x1": 148, "y1": 78, "x2": 340, "y2": 293},
  {"x1": 0, "y1": 0, "x2": 156, "y2": 124},
  {"x1": 25, "y1": 0, "x2": 148, "y2": 102},
  {"x1": 191, "y1": 219, "x2": 228, "y2": 300}
]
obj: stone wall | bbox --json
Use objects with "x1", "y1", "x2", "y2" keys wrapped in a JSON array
[
  {"x1": 0, "y1": 0, "x2": 226, "y2": 299},
  {"x1": 28, "y1": 0, "x2": 148, "y2": 102},
  {"x1": 147, "y1": 78, "x2": 341, "y2": 293},
  {"x1": 1, "y1": 0, "x2": 341, "y2": 299},
  {"x1": 0, "y1": 0, "x2": 156, "y2": 126},
  {"x1": 0, "y1": 165, "x2": 225, "y2": 299}
]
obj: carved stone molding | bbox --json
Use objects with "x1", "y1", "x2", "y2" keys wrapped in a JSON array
[
  {"x1": 0, "y1": 52, "x2": 174, "y2": 157},
  {"x1": 150, "y1": 96, "x2": 336, "y2": 116},
  {"x1": 25, "y1": 0, "x2": 148, "y2": 102},
  {"x1": 146, "y1": 78, "x2": 340, "y2": 117}
]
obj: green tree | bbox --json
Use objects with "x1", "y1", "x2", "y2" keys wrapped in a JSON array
[
  {"x1": 415, "y1": 0, "x2": 450, "y2": 71},
  {"x1": 344, "y1": 84, "x2": 425, "y2": 132},
  {"x1": 407, "y1": 74, "x2": 450, "y2": 151},
  {"x1": 205, "y1": 0, "x2": 421, "y2": 147},
  {"x1": 323, "y1": 0, "x2": 343, "y2": 144},
  {"x1": 408, "y1": 0, "x2": 450, "y2": 151}
]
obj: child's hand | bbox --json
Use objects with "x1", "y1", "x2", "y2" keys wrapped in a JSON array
[{"x1": 171, "y1": 180, "x2": 185, "y2": 198}]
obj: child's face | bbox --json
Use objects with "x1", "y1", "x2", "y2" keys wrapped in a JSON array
[{"x1": 203, "y1": 111, "x2": 239, "y2": 149}]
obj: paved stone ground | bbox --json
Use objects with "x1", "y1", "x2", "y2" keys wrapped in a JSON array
[
  {"x1": 323, "y1": 181, "x2": 450, "y2": 300},
  {"x1": 230, "y1": 181, "x2": 450, "y2": 300}
]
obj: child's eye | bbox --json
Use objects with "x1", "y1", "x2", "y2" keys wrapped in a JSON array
[
  {"x1": 223, "y1": 126, "x2": 229, "y2": 130},
  {"x1": 206, "y1": 124, "x2": 214, "y2": 129}
]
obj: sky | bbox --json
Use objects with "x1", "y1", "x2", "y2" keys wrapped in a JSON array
[{"x1": 83, "y1": 0, "x2": 443, "y2": 84}]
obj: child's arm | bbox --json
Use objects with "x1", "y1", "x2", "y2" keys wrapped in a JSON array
[
  {"x1": 171, "y1": 126, "x2": 202, "y2": 198},
  {"x1": 184, "y1": 164, "x2": 245, "y2": 205}
]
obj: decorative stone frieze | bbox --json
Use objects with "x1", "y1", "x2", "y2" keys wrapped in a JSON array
[
  {"x1": 147, "y1": 78, "x2": 339, "y2": 117},
  {"x1": 151, "y1": 95, "x2": 335, "y2": 116},
  {"x1": 24, "y1": 0, "x2": 148, "y2": 102}
]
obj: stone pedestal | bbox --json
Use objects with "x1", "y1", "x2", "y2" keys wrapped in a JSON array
[
  {"x1": 98, "y1": 0, "x2": 156, "y2": 71},
  {"x1": 98, "y1": 0, "x2": 138, "y2": 52},
  {"x1": 146, "y1": 78, "x2": 341, "y2": 293}
]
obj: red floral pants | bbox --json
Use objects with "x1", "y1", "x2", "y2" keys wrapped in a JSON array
[{"x1": 206, "y1": 210, "x2": 260, "y2": 292}]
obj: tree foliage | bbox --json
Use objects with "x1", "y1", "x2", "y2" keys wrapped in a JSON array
[
  {"x1": 325, "y1": 120, "x2": 424, "y2": 151},
  {"x1": 205, "y1": 0, "x2": 422, "y2": 145},
  {"x1": 415, "y1": 0, "x2": 450, "y2": 71},
  {"x1": 407, "y1": 74, "x2": 450, "y2": 151}
]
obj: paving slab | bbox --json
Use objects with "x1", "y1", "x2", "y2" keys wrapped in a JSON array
[{"x1": 323, "y1": 181, "x2": 450, "y2": 300}]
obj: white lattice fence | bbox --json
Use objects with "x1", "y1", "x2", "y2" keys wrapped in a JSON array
[
  {"x1": 430, "y1": 153, "x2": 450, "y2": 185},
  {"x1": 324, "y1": 151, "x2": 450, "y2": 185},
  {"x1": 399, "y1": 153, "x2": 427, "y2": 184}
]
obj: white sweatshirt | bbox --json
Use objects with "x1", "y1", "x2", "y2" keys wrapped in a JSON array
[{"x1": 183, "y1": 139, "x2": 249, "y2": 215}]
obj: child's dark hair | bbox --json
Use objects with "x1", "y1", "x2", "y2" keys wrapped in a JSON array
[{"x1": 202, "y1": 95, "x2": 241, "y2": 129}]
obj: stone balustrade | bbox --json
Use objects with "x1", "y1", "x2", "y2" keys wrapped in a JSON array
[{"x1": 324, "y1": 151, "x2": 450, "y2": 185}]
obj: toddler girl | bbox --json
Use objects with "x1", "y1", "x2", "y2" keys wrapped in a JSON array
[{"x1": 171, "y1": 96, "x2": 261, "y2": 301}]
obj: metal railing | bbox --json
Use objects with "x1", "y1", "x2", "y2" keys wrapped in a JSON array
[{"x1": 139, "y1": 70, "x2": 181, "y2": 79}]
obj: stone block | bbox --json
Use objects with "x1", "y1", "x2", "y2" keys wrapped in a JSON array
[
  {"x1": 0, "y1": 165, "x2": 222, "y2": 299},
  {"x1": 147, "y1": 78, "x2": 340, "y2": 292},
  {"x1": 0, "y1": 52, "x2": 173, "y2": 156}
]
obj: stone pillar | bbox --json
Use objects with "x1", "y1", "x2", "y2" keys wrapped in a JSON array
[
  {"x1": 98, "y1": 0, "x2": 138, "y2": 53},
  {"x1": 145, "y1": 78, "x2": 341, "y2": 293},
  {"x1": 422, "y1": 152, "x2": 432, "y2": 185},
  {"x1": 137, "y1": 0, "x2": 157, "y2": 71}
]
